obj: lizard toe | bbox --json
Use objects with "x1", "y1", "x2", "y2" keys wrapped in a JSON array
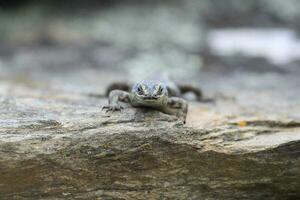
[{"x1": 103, "y1": 104, "x2": 123, "y2": 112}]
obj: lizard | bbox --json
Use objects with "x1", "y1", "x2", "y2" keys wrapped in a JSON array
[{"x1": 102, "y1": 80, "x2": 204, "y2": 123}]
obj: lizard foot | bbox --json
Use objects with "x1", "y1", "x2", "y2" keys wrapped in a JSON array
[{"x1": 102, "y1": 104, "x2": 124, "y2": 112}]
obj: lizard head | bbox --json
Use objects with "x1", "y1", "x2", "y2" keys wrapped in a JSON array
[{"x1": 131, "y1": 80, "x2": 168, "y2": 106}]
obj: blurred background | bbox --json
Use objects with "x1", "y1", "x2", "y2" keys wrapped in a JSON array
[{"x1": 0, "y1": 0, "x2": 299, "y2": 110}]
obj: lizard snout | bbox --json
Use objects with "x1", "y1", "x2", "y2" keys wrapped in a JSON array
[{"x1": 143, "y1": 94, "x2": 159, "y2": 100}]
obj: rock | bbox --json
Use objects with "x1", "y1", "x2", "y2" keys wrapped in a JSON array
[{"x1": 0, "y1": 82, "x2": 300, "y2": 199}]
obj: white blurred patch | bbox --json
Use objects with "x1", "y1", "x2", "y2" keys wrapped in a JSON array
[{"x1": 208, "y1": 28, "x2": 300, "y2": 65}]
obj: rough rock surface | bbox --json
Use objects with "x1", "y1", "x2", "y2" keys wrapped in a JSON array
[{"x1": 0, "y1": 52, "x2": 300, "y2": 199}]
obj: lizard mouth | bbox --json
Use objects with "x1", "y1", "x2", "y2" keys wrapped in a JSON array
[{"x1": 142, "y1": 96, "x2": 159, "y2": 100}]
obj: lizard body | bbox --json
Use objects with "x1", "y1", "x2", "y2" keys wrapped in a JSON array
[{"x1": 103, "y1": 80, "x2": 203, "y2": 123}]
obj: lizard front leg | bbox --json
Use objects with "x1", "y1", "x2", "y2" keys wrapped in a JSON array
[
  {"x1": 105, "y1": 82, "x2": 131, "y2": 96},
  {"x1": 102, "y1": 90, "x2": 130, "y2": 111},
  {"x1": 165, "y1": 97, "x2": 188, "y2": 123}
]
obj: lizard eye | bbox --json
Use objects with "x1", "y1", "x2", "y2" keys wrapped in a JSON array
[
  {"x1": 137, "y1": 86, "x2": 143, "y2": 95},
  {"x1": 156, "y1": 86, "x2": 163, "y2": 95}
]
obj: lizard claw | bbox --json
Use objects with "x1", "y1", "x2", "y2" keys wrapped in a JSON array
[{"x1": 102, "y1": 104, "x2": 124, "y2": 113}]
